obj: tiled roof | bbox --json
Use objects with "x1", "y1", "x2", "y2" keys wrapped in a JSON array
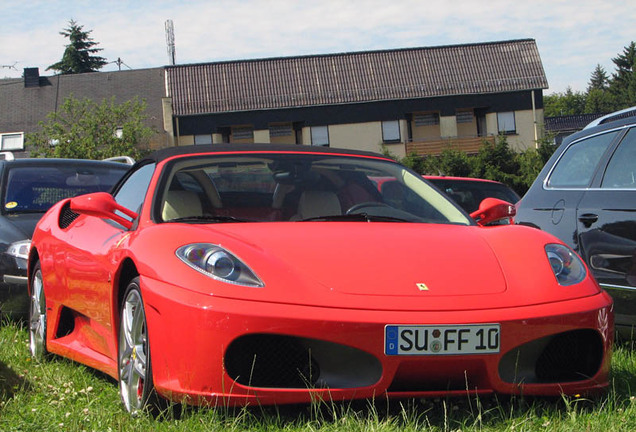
[
  {"x1": 166, "y1": 39, "x2": 548, "y2": 117},
  {"x1": 544, "y1": 114, "x2": 605, "y2": 132}
]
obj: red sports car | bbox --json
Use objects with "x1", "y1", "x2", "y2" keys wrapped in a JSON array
[{"x1": 28, "y1": 144, "x2": 613, "y2": 415}]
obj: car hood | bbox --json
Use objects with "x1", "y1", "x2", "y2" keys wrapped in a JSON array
[
  {"x1": 251, "y1": 223, "x2": 507, "y2": 297},
  {"x1": 144, "y1": 222, "x2": 600, "y2": 311}
]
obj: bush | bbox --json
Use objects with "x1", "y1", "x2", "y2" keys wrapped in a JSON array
[
  {"x1": 398, "y1": 135, "x2": 557, "y2": 196},
  {"x1": 27, "y1": 95, "x2": 154, "y2": 160}
]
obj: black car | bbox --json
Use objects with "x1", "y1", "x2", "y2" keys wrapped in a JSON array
[
  {"x1": 0, "y1": 157, "x2": 130, "y2": 318},
  {"x1": 425, "y1": 176, "x2": 520, "y2": 214},
  {"x1": 515, "y1": 108, "x2": 636, "y2": 338}
]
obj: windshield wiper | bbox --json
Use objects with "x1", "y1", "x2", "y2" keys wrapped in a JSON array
[
  {"x1": 299, "y1": 213, "x2": 411, "y2": 222},
  {"x1": 166, "y1": 215, "x2": 249, "y2": 223}
]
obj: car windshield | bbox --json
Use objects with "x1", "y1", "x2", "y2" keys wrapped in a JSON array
[
  {"x1": 158, "y1": 153, "x2": 471, "y2": 225},
  {"x1": 3, "y1": 164, "x2": 128, "y2": 214}
]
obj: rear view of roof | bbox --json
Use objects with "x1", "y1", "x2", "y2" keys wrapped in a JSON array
[
  {"x1": 544, "y1": 114, "x2": 606, "y2": 133},
  {"x1": 166, "y1": 39, "x2": 548, "y2": 116}
]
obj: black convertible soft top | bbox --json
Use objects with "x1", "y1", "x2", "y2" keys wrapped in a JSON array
[{"x1": 139, "y1": 144, "x2": 390, "y2": 165}]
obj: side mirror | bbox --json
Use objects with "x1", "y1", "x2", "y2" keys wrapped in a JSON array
[
  {"x1": 70, "y1": 192, "x2": 138, "y2": 229},
  {"x1": 470, "y1": 197, "x2": 516, "y2": 227}
]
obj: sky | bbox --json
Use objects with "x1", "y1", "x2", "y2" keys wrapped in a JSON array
[{"x1": 1, "y1": 0, "x2": 634, "y2": 95}]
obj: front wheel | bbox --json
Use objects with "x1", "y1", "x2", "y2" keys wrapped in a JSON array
[
  {"x1": 29, "y1": 261, "x2": 47, "y2": 361},
  {"x1": 118, "y1": 278, "x2": 160, "y2": 415}
]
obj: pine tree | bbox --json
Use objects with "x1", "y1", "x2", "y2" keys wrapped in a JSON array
[
  {"x1": 609, "y1": 41, "x2": 636, "y2": 107},
  {"x1": 585, "y1": 64, "x2": 614, "y2": 113},
  {"x1": 587, "y1": 64, "x2": 609, "y2": 91},
  {"x1": 47, "y1": 20, "x2": 107, "y2": 74}
]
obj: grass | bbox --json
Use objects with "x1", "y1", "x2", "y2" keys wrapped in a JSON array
[{"x1": 2, "y1": 319, "x2": 636, "y2": 431}]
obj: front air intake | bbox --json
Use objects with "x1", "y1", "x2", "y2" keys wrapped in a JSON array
[
  {"x1": 224, "y1": 334, "x2": 382, "y2": 389},
  {"x1": 499, "y1": 329, "x2": 603, "y2": 384}
]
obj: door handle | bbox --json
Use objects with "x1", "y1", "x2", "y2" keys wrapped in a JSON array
[{"x1": 578, "y1": 213, "x2": 599, "y2": 228}]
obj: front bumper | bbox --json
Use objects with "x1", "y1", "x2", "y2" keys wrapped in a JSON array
[{"x1": 141, "y1": 276, "x2": 613, "y2": 407}]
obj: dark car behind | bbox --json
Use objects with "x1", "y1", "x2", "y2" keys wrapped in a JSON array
[
  {"x1": 425, "y1": 176, "x2": 520, "y2": 214},
  {"x1": 515, "y1": 109, "x2": 636, "y2": 338},
  {"x1": 0, "y1": 158, "x2": 130, "y2": 318}
]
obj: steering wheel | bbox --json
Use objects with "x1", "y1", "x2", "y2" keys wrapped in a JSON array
[{"x1": 345, "y1": 201, "x2": 391, "y2": 214}]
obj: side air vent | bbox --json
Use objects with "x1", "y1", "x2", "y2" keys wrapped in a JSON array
[{"x1": 59, "y1": 201, "x2": 80, "y2": 229}]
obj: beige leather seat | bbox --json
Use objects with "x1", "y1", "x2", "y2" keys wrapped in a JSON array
[
  {"x1": 293, "y1": 190, "x2": 341, "y2": 220},
  {"x1": 162, "y1": 190, "x2": 203, "y2": 221}
]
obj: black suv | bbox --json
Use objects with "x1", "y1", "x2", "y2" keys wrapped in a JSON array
[
  {"x1": 515, "y1": 108, "x2": 636, "y2": 338},
  {"x1": 0, "y1": 157, "x2": 130, "y2": 318}
]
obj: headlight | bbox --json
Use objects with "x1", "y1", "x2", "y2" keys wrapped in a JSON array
[
  {"x1": 176, "y1": 243, "x2": 264, "y2": 287},
  {"x1": 7, "y1": 240, "x2": 31, "y2": 260},
  {"x1": 545, "y1": 244, "x2": 586, "y2": 286}
]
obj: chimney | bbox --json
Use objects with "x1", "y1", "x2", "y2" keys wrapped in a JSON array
[{"x1": 24, "y1": 68, "x2": 40, "y2": 88}]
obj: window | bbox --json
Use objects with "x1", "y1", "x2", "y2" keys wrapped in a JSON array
[
  {"x1": 382, "y1": 120, "x2": 401, "y2": 143},
  {"x1": 1, "y1": 133, "x2": 24, "y2": 150},
  {"x1": 311, "y1": 126, "x2": 329, "y2": 146},
  {"x1": 456, "y1": 110, "x2": 474, "y2": 124},
  {"x1": 269, "y1": 123, "x2": 293, "y2": 137},
  {"x1": 231, "y1": 126, "x2": 253, "y2": 141},
  {"x1": 602, "y1": 128, "x2": 636, "y2": 188},
  {"x1": 114, "y1": 163, "x2": 155, "y2": 217},
  {"x1": 497, "y1": 112, "x2": 516, "y2": 134},
  {"x1": 4, "y1": 163, "x2": 128, "y2": 213},
  {"x1": 194, "y1": 134, "x2": 212, "y2": 145},
  {"x1": 547, "y1": 131, "x2": 619, "y2": 188},
  {"x1": 414, "y1": 113, "x2": 439, "y2": 126}
]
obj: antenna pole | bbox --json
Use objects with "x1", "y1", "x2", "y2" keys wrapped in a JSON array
[{"x1": 165, "y1": 20, "x2": 176, "y2": 66}]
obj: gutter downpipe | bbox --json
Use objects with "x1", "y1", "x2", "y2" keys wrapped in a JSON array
[{"x1": 532, "y1": 90, "x2": 538, "y2": 148}]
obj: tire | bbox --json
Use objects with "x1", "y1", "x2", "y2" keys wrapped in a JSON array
[
  {"x1": 118, "y1": 278, "x2": 161, "y2": 415},
  {"x1": 29, "y1": 261, "x2": 48, "y2": 360}
]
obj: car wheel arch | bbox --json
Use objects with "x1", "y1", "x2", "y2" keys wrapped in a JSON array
[
  {"x1": 115, "y1": 259, "x2": 140, "y2": 316},
  {"x1": 27, "y1": 248, "x2": 40, "y2": 295}
]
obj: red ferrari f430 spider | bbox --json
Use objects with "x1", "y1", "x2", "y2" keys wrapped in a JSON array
[{"x1": 28, "y1": 145, "x2": 613, "y2": 414}]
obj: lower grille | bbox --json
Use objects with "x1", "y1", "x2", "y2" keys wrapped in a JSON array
[
  {"x1": 499, "y1": 329, "x2": 603, "y2": 384},
  {"x1": 535, "y1": 330, "x2": 603, "y2": 382},
  {"x1": 224, "y1": 334, "x2": 382, "y2": 389},
  {"x1": 225, "y1": 334, "x2": 318, "y2": 388}
]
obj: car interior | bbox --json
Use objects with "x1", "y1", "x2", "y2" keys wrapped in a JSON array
[{"x1": 156, "y1": 155, "x2": 466, "y2": 225}]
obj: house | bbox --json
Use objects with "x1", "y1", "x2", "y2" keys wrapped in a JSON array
[
  {"x1": 165, "y1": 38, "x2": 548, "y2": 157},
  {"x1": 0, "y1": 39, "x2": 548, "y2": 158},
  {"x1": 0, "y1": 67, "x2": 169, "y2": 155}
]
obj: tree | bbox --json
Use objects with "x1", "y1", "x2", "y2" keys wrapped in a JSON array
[
  {"x1": 609, "y1": 41, "x2": 636, "y2": 107},
  {"x1": 381, "y1": 135, "x2": 552, "y2": 195},
  {"x1": 586, "y1": 64, "x2": 615, "y2": 113},
  {"x1": 587, "y1": 64, "x2": 610, "y2": 91},
  {"x1": 47, "y1": 20, "x2": 107, "y2": 74},
  {"x1": 27, "y1": 96, "x2": 153, "y2": 160},
  {"x1": 543, "y1": 87, "x2": 587, "y2": 117},
  {"x1": 420, "y1": 148, "x2": 474, "y2": 177},
  {"x1": 585, "y1": 87, "x2": 616, "y2": 113},
  {"x1": 469, "y1": 135, "x2": 529, "y2": 193},
  {"x1": 399, "y1": 151, "x2": 429, "y2": 174}
]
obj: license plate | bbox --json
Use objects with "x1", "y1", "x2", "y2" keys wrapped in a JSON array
[{"x1": 385, "y1": 324, "x2": 500, "y2": 355}]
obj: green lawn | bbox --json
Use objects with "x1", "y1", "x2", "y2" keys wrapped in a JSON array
[{"x1": 2, "y1": 320, "x2": 636, "y2": 431}]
